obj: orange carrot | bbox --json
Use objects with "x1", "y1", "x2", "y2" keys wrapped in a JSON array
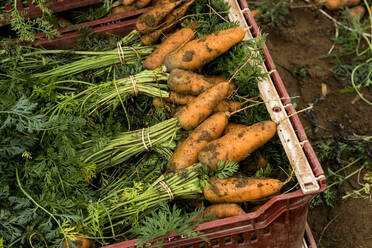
[
  {"x1": 198, "y1": 121, "x2": 276, "y2": 168},
  {"x1": 204, "y1": 203, "x2": 246, "y2": 218},
  {"x1": 205, "y1": 75, "x2": 227, "y2": 83},
  {"x1": 153, "y1": 97, "x2": 175, "y2": 112},
  {"x1": 109, "y1": 5, "x2": 137, "y2": 16},
  {"x1": 143, "y1": 28, "x2": 195, "y2": 70},
  {"x1": 251, "y1": 9, "x2": 260, "y2": 18},
  {"x1": 176, "y1": 82, "x2": 230, "y2": 130},
  {"x1": 167, "y1": 112, "x2": 229, "y2": 172},
  {"x1": 164, "y1": 27, "x2": 246, "y2": 71},
  {"x1": 163, "y1": 91, "x2": 196, "y2": 105},
  {"x1": 350, "y1": 5, "x2": 365, "y2": 19},
  {"x1": 141, "y1": 0, "x2": 195, "y2": 45},
  {"x1": 222, "y1": 123, "x2": 246, "y2": 135},
  {"x1": 136, "y1": 0, "x2": 182, "y2": 33},
  {"x1": 325, "y1": 0, "x2": 360, "y2": 10},
  {"x1": 168, "y1": 69, "x2": 235, "y2": 96},
  {"x1": 203, "y1": 177, "x2": 284, "y2": 203},
  {"x1": 63, "y1": 238, "x2": 96, "y2": 248},
  {"x1": 214, "y1": 101, "x2": 244, "y2": 113}
]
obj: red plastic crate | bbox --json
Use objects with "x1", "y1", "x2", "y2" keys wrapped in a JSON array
[
  {"x1": 17, "y1": 0, "x2": 324, "y2": 246},
  {"x1": 1, "y1": 0, "x2": 104, "y2": 26},
  {"x1": 33, "y1": 8, "x2": 149, "y2": 49},
  {"x1": 95, "y1": 1, "x2": 326, "y2": 247}
]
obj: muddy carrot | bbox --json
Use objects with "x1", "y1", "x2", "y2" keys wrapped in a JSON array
[
  {"x1": 143, "y1": 28, "x2": 195, "y2": 70},
  {"x1": 167, "y1": 112, "x2": 229, "y2": 172},
  {"x1": 176, "y1": 82, "x2": 230, "y2": 130},
  {"x1": 203, "y1": 177, "x2": 284, "y2": 203},
  {"x1": 198, "y1": 121, "x2": 277, "y2": 168},
  {"x1": 136, "y1": 0, "x2": 182, "y2": 33},
  {"x1": 204, "y1": 203, "x2": 246, "y2": 218},
  {"x1": 164, "y1": 26, "x2": 246, "y2": 71},
  {"x1": 141, "y1": 0, "x2": 195, "y2": 45}
]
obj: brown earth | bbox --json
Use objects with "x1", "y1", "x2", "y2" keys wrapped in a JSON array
[{"x1": 261, "y1": 5, "x2": 372, "y2": 248}]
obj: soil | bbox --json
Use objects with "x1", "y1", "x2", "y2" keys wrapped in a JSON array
[{"x1": 261, "y1": 5, "x2": 372, "y2": 248}]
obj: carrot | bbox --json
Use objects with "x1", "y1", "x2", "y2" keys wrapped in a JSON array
[
  {"x1": 222, "y1": 123, "x2": 246, "y2": 135},
  {"x1": 214, "y1": 101, "x2": 244, "y2": 113},
  {"x1": 141, "y1": 0, "x2": 195, "y2": 45},
  {"x1": 121, "y1": 0, "x2": 136, "y2": 6},
  {"x1": 153, "y1": 97, "x2": 175, "y2": 112},
  {"x1": 63, "y1": 238, "x2": 96, "y2": 248},
  {"x1": 168, "y1": 69, "x2": 232, "y2": 95},
  {"x1": 163, "y1": 91, "x2": 196, "y2": 105},
  {"x1": 203, "y1": 177, "x2": 284, "y2": 203},
  {"x1": 198, "y1": 121, "x2": 276, "y2": 168},
  {"x1": 164, "y1": 27, "x2": 246, "y2": 71},
  {"x1": 176, "y1": 82, "x2": 230, "y2": 130},
  {"x1": 143, "y1": 28, "x2": 195, "y2": 70},
  {"x1": 204, "y1": 203, "x2": 246, "y2": 218},
  {"x1": 136, "y1": 0, "x2": 182, "y2": 33},
  {"x1": 135, "y1": 0, "x2": 152, "y2": 8},
  {"x1": 110, "y1": 5, "x2": 137, "y2": 16},
  {"x1": 350, "y1": 5, "x2": 365, "y2": 19},
  {"x1": 205, "y1": 75, "x2": 227, "y2": 83},
  {"x1": 167, "y1": 112, "x2": 229, "y2": 172},
  {"x1": 325, "y1": 0, "x2": 360, "y2": 10},
  {"x1": 251, "y1": 9, "x2": 260, "y2": 18}
]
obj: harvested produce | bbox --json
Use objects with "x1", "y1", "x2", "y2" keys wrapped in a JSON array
[
  {"x1": 164, "y1": 91, "x2": 196, "y2": 105},
  {"x1": 350, "y1": 5, "x2": 365, "y2": 19},
  {"x1": 204, "y1": 203, "x2": 246, "y2": 218},
  {"x1": 32, "y1": 31, "x2": 151, "y2": 80},
  {"x1": 136, "y1": 0, "x2": 182, "y2": 33},
  {"x1": 167, "y1": 112, "x2": 229, "y2": 172},
  {"x1": 325, "y1": 0, "x2": 360, "y2": 10},
  {"x1": 143, "y1": 27, "x2": 195, "y2": 70},
  {"x1": 167, "y1": 69, "x2": 225, "y2": 95},
  {"x1": 153, "y1": 97, "x2": 176, "y2": 112},
  {"x1": 63, "y1": 237, "x2": 96, "y2": 248},
  {"x1": 198, "y1": 121, "x2": 277, "y2": 167},
  {"x1": 251, "y1": 9, "x2": 261, "y2": 18},
  {"x1": 79, "y1": 118, "x2": 179, "y2": 173},
  {"x1": 49, "y1": 66, "x2": 169, "y2": 117},
  {"x1": 214, "y1": 101, "x2": 245, "y2": 112},
  {"x1": 223, "y1": 123, "x2": 247, "y2": 134},
  {"x1": 110, "y1": 5, "x2": 137, "y2": 15},
  {"x1": 135, "y1": 0, "x2": 152, "y2": 8},
  {"x1": 176, "y1": 82, "x2": 231, "y2": 130},
  {"x1": 203, "y1": 177, "x2": 285, "y2": 203},
  {"x1": 141, "y1": 0, "x2": 195, "y2": 45},
  {"x1": 164, "y1": 27, "x2": 246, "y2": 71}
]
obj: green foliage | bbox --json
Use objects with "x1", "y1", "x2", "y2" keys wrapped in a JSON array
[
  {"x1": 252, "y1": 0, "x2": 289, "y2": 23},
  {"x1": 255, "y1": 163, "x2": 273, "y2": 178},
  {"x1": 204, "y1": 35, "x2": 267, "y2": 98},
  {"x1": 133, "y1": 203, "x2": 206, "y2": 248},
  {"x1": 9, "y1": 0, "x2": 60, "y2": 42},
  {"x1": 184, "y1": 0, "x2": 238, "y2": 36},
  {"x1": 329, "y1": 3, "x2": 372, "y2": 103}
]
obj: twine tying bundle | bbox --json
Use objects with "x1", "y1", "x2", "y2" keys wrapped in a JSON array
[
  {"x1": 129, "y1": 75, "x2": 138, "y2": 96},
  {"x1": 141, "y1": 128, "x2": 153, "y2": 151},
  {"x1": 159, "y1": 181, "x2": 174, "y2": 201},
  {"x1": 117, "y1": 42, "x2": 126, "y2": 64}
]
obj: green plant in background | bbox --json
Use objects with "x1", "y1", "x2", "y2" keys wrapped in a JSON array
[
  {"x1": 251, "y1": 0, "x2": 289, "y2": 24},
  {"x1": 330, "y1": 0, "x2": 372, "y2": 105},
  {"x1": 9, "y1": 0, "x2": 60, "y2": 42},
  {"x1": 310, "y1": 134, "x2": 372, "y2": 208}
]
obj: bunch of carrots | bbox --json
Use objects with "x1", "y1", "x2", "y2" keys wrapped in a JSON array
[
  {"x1": 65, "y1": 17, "x2": 293, "y2": 248},
  {"x1": 140, "y1": 27, "x2": 291, "y2": 219}
]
